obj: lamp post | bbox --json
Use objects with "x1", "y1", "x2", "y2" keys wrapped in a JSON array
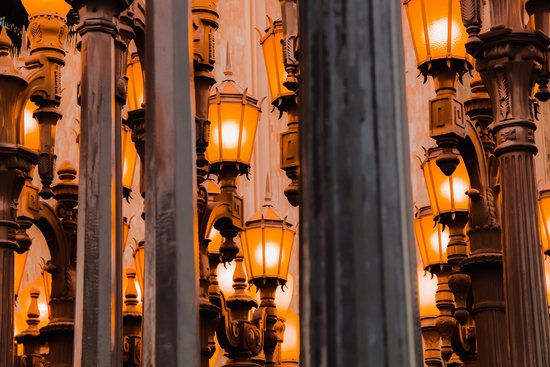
[
  {"x1": 68, "y1": 0, "x2": 131, "y2": 364},
  {"x1": 405, "y1": 0, "x2": 510, "y2": 365},
  {"x1": 0, "y1": 28, "x2": 38, "y2": 367},
  {"x1": 259, "y1": 9, "x2": 300, "y2": 207},
  {"x1": 459, "y1": 1, "x2": 550, "y2": 365},
  {"x1": 20, "y1": 0, "x2": 71, "y2": 200},
  {"x1": 241, "y1": 186, "x2": 295, "y2": 367}
]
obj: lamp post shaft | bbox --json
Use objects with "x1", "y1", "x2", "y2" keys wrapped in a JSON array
[
  {"x1": 477, "y1": 30, "x2": 550, "y2": 366},
  {"x1": 71, "y1": 1, "x2": 129, "y2": 365},
  {"x1": 299, "y1": 0, "x2": 422, "y2": 366},
  {"x1": 143, "y1": 0, "x2": 201, "y2": 365}
]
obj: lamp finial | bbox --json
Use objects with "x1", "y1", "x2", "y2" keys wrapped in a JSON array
[
  {"x1": 264, "y1": 172, "x2": 272, "y2": 204},
  {"x1": 224, "y1": 41, "x2": 233, "y2": 77},
  {"x1": 0, "y1": 27, "x2": 12, "y2": 55}
]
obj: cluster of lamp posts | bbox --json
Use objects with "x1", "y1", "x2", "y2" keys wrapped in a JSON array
[
  {"x1": 406, "y1": 0, "x2": 550, "y2": 366},
  {"x1": 1, "y1": 0, "x2": 302, "y2": 366}
]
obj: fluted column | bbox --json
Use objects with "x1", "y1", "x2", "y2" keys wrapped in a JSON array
[
  {"x1": 477, "y1": 30, "x2": 550, "y2": 366},
  {"x1": 298, "y1": 0, "x2": 422, "y2": 366},
  {"x1": 69, "y1": 0, "x2": 130, "y2": 365}
]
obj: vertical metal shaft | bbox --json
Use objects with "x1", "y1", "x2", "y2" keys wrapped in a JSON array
[
  {"x1": 71, "y1": 1, "x2": 129, "y2": 365},
  {"x1": 142, "y1": 0, "x2": 200, "y2": 365},
  {"x1": 298, "y1": 0, "x2": 422, "y2": 366}
]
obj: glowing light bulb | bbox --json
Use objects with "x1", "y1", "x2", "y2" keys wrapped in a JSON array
[
  {"x1": 429, "y1": 228, "x2": 449, "y2": 254},
  {"x1": 254, "y1": 241, "x2": 283, "y2": 270},
  {"x1": 439, "y1": 178, "x2": 468, "y2": 203},
  {"x1": 212, "y1": 120, "x2": 246, "y2": 150},
  {"x1": 428, "y1": 19, "x2": 463, "y2": 54}
]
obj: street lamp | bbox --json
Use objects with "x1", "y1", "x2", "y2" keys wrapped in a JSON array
[
  {"x1": 240, "y1": 190, "x2": 295, "y2": 367},
  {"x1": 258, "y1": 12, "x2": 300, "y2": 207},
  {"x1": 404, "y1": 0, "x2": 472, "y2": 176},
  {"x1": 414, "y1": 204, "x2": 449, "y2": 270},
  {"x1": 20, "y1": 0, "x2": 70, "y2": 199},
  {"x1": 259, "y1": 17, "x2": 294, "y2": 106},
  {"x1": 207, "y1": 51, "x2": 262, "y2": 177}
]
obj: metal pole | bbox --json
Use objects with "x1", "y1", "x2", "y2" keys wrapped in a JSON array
[
  {"x1": 298, "y1": 0, "x2": 422, "y2": 366},
  {"x1": 142, "y1": 0, "x2": 201, "y2": 365},
  {"x1": 71, "y1": 1, "x2": 129, "y2": 365}
]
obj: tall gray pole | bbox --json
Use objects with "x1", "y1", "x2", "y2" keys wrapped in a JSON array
[
  {"x1": 142, "y1": 0, "x2": 200, "y2": 366},
  {"x1": 71, "y1": 1, "x2": 129, "y2": 365},
  {"x1": 298, "y1": 0, "x2": 422, "y2": 366}
]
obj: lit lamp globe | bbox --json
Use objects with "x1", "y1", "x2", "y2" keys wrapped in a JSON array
[
  {"x1": 422, "y1": 146, "x2": 469, "y2": 221},
  {"x1": 414, "y1": 204, "x2": 450, "y2": 271},
  {"x1": 422, "y1": 146, "x2": 469, "y2": 261},
  {"x1": 126, "y1": 50, "x2": 145, "y2": 112},
  {"x1": 15, "y1": 251, "x2": 29, "y2": 298},
  {"x1": 281, "y1": 311, "x2": 300, "y2": 366},
  {"x1": 258, "y1": 17, "x2": 294, "y2": 107},
  {"x1": 538, "y1": 182, "x2": 550, "y2": 255},
  {"x1": 403, "y1": 0, "x2": 471, "y2": 76},
  {"x1": 241, "y1": 197, "x2": 295, "y2": 308},
  {"x1": 417, "y1": 266, "x2": 439, "y2": 316},
  {"x1": 207, "y1": 51, "x2": 262, "y2": 179},
  {"x1": 133, "y1": 241, "x2": 145, "y2": 300},
  {"x1": 23, "y1": 100, "x2": 40, "y2": 151},
  {"x1": 122, "y1": 125, "x2": 138, "y2": 198}
]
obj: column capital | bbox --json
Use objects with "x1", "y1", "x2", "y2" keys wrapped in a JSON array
[{"x1": 71, "y1": 0, "x2": 133, "y2": 37}]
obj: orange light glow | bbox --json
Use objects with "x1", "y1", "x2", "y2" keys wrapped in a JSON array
[
  {"x1": 21, "y1": 0, "x2": 72, "y2": 16},
  {"x1": 24, "y1": 100, "x2": 40, "y2": 151}
]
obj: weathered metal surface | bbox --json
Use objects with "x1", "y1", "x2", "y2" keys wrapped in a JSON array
[
  {"x1": 72, "y1": 1, "x2": 125, "y2": 365},
  {"x1": 298, "y1": 0, "x2": 422, "y2": 366},
  {"x1": 142, "y1": 0, "x2": 200, "y2": 366}
]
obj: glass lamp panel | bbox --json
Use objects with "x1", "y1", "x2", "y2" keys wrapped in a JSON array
[
  {"x1": 280, "y1": 227, "x2": 295, "y2": 280},
  {"x1": 216, "y1": 102, "x2": 244, "y2": 163},
  {"x1": 260, "y1": 28, "x2": 291, "y2": 103},
  {"x1": 242, "y1": 226, "x2": 264, "y2": 280},
  {"x1": 14, "y1": 251, "x2": 29, "y2": 296},
  {"x1": 405, "y1": 0, "x2": 468, "y2": 66},
  {"x1": 209, "y1": 227, "x2": 223, "y2": 254},
  {"x1": 448, "y1": 0, "x2": 469, "y2": 56},
  {"x1": 21, "y1": 0, "x2": 72, "y2": 16},
  {"x1": 239, "y1": 104, "x2": 261, "y2": 165},
  {"x1": 404, "y1": 0, "x2": 429, "y2": 65},
  {"x1": 127, "y1": 57, "x2": 144, "y2": 111},
  {"x1": 24, "y1": 100, "x2": 40, "y2": 151},
  {"x1": 417, "y1": 267, "x2": 439, "y2": 316},
  {"x1": 206, "y1": 103, "x2": 221, "y2": 163},
  {"x1": 423, "y1": 154, "x2": 469, "y2": 216},
  {"x1": 122, "y1": 126, "x2": 138, "y2": 191},
  {"x1": 539, "y1": 182, "x2": 550, "y2": 253},
  {"x1": 545, "y1": 260, "x2": 550, "y2": 304},
  {"x1": 134, "y1": 246, "x2": 145, "y2": 296},
  {"x1": 122, "y1": 218, "x2": 130, "y2": 252},
  {"x1": 260, "y1": 227, "x2": 286, "y2": 278},
  {"x1": 275, "y1": 273, "x2": 294, "y2": 316},
  {"x1": 281, "y1": 312, "x2": 300, "y2": 362},
  {"x1": 217, "y1": 261, "x2": 236, "y2": 297},
  {"x1": 414, "y1": 207, "x2": 449, "y2": 269}
]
